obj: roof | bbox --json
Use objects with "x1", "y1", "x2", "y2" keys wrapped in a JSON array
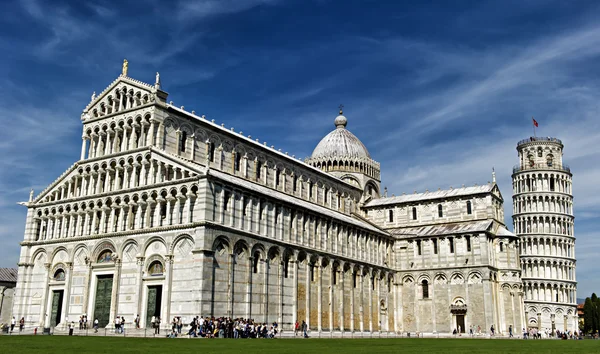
[
  {"x1": 0, "y1": 268, "x2": 17, "y2": 283},
  {"x1": 208, "y1": 169, "x2": 389, "y2": 237},
  {"x1": 366, "y1": 184, "x2": 495, "y2": 207},
  {"x1": 389, "y1": 220, "x2": 493, "y2": 238},
  {"x1": 310, "y1": 113, "x2": 371, "y2": 159},
  {"x1": 496, "y1": 226, "x2": 516, "y2": 237}
]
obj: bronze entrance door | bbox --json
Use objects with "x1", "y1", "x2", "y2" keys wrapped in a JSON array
[
  {"x1": 93, "y1": 275, "x2": 113, "y2": 327},
  {"x1": 50, "y1": 290, "x2": 64, "y2": 327},
  {"x1": 145, "y1": 285, "x2": 163, "y2": 327},
  {"x1": 456, "y1": 315, "x2": 465, "y2": 333}
]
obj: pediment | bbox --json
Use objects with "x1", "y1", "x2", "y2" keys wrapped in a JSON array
[
  {"x1": 491, "y1": 184, "x2": 503, "y2": 201},
  {"x1": 81, "y1": 75, "x2": 164, "y2": 122},
  {"x1": 31, "y1": 147, "x2": 204, "y2": 205}
]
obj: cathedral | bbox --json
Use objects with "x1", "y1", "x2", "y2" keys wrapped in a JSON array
[{"x1": 11, "y1": 62, "x2": 578, "y2": 335}]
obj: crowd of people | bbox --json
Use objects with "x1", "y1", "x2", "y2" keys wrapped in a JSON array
[{"x1": 161, "y1": 317, "x2": 281, "y2": 339}]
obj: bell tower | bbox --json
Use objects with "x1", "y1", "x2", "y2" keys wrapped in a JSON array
[{"x1": 512, "y1": 137, "x2": 577, "y2": 331}]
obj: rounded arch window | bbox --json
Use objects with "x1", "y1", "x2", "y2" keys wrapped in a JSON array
[
  {"x1": 97, "y1": 250, "x2": 113, "y2": 263},
  {"x1": 148, "y1": 261, "x2": 164, "y2": 276},
  {"x1": 54, "y1": 269, "x2": 65, "y2": 281}
]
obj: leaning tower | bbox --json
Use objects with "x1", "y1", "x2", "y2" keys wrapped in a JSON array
[{"x1": 512, "y1": 137, "x2": 577, "y2": 332}]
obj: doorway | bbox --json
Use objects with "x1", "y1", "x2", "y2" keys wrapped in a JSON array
[
  {"x1": 456, "y1": 315, "x2": 465, "y2": 333},
  {"x1": 146, "y1": 285, "x2": 163, "y2": 327},
  {"x1": 50, "y1": 290, "x2": 64, "y2": 327},
  {"x1": 93, "y1": 275, "x2": 114, "y2": 327}
]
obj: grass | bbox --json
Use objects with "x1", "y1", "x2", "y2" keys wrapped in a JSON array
[{"x1": 0, "y1": 336, "x2": 597, "y2": 354}]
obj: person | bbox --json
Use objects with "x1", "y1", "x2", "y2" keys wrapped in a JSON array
[
  {"x1": 114, "y1": 316, "x2": 120, "y2": 333},
  {"x1": 509, "y1": 325, "x2": 513, "y2": 338},
  {"x1": 79, "y1": 316, "x2": 83, "y2": 330},
  {"x1": 469, "y1": 325, "x2": 473, "y2": 336},
  {"x1": 121, "y1": 317, "x2": 125, "y2": 334},
  {"x1": 302, "y1": 320, "x2": 308, "y2": 338},
  {"x1": 69, "y1": 322, "x2": 74, "y2": 336},
  {"x1": 458, "y1": 325, "x2": 461, "y2": 336},
  {"x1": 134, "y1": 314, "x2": 140, "y2": 329},
  {"x1": 151, "y1": 315, "x2": 156, "y2": 332},
  {"x1": 19, "y1": 317, "x2": 25, "y2": 332},
  {"x1": 490, "y1": 324, "x2": 495, "y2": 336},
  {"x1": 294, "y1": 320, "x2": 299, "y2": 336},
  {"x1": 155, "y1": 316, "x2": 161, "y2": 335},
  {"x1": 10, "y1": 316, "x2": 16, "y2": 332},
  {"x1": 93, "y1": 318, "x2": 99, "y2": 333}
]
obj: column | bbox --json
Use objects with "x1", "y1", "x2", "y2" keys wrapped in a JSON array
[
  {"x1": 147, "y1": 119, "x2": 155, "y2": 146},
  {"x1": 339, "y1": 263, "x2": 345, "y2": 332},
  {"x1": 120, "y1": 126, "x2": 128, "y2": 152},
  {"x1": 317, "y1": 260, "x2": 322, "y2": 332},
  {"x1": 157, "y1": 122, "x2": 165, "y2": 149},
  {"x1": 81, "y1": 136, "x2": 89, "y2": 160},
  {"x1": 135, "y1": 256, "x2": 145, "y2": 318},
  {"x1": 60, "y1": 262, "x2": 74, "y2": 328},
  {"x1": 163, "y1": 254, "x2": 174, "y2": 328},
  {"x1": 110, "y1": 258, "x2": 122, "y2": 324},
  {"x1": 368, "y1": 270, "x2": 373, "y2": 332},
  {"x1": 292, "y1": 255, "x2": 298, "y2": 331},
  {"x1": 41, "y1": 263, "x2": 51, "y2": 328},
  {"x1": 359, "y1": 266, "x2": 364, "y2": 332},
  {"x1": 306, "y1": 260, "x2": 311, "y2": 329}
]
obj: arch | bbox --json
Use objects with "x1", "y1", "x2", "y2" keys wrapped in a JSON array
[
  {"x1": 147, "y1": 259, "x2": 165, "y2": 276},
  {"x1": 53, "y1": 267, "x2": 66, "y2": 281},
  {"x1": 92, "y1": 240, "x2": 117, "y2": 262},
  {"x1": 50, "y1": 246, "x2": 70, "y2": 265},
  {"x1": 142, "y1": 236, "x2": 168, "y2": 257},
  {"x1": 212, "y1": 236, "x2": 231, "y2": 255},
  {"x1": 170, "y1": 233, "x2": 194, "y2": 256},
  {"x1": 72, "y1": 244, "x2": 89, "y2": 265}
]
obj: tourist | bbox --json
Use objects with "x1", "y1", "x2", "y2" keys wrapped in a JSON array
[
  {"x1": 155, "y1": 316, "x2": 161, "y2": 334},
  {"x1": 509, "y1": 325, "x2": 513, "y2": 338},
  {"x1": 19, "y1": 317, "x2": 24, "y2": 332},
  {"x1": 79, "y1": 316, "x2": 83, "y2": 330},
  {"x1": 134, "y1": 314, "x2": 140, "y2": 329},
  {"x1": 114, "y1": 316, "x2": 120, "y2": 333},
  {"x1": 302, "y1": 320, "x2": 308, "y2": 338},
  {"x1": 93, "y1": 318, "x2": 99, "y2": 333},
  {"x1": 490, "y1": 324, "x2": 495, "y2": 336},
  {"x1": 295, "y1": 320, "x2": 299, "y2": 336},
  {"x1": 10, "y1": 316, "x2": 16, "y2": 332}
]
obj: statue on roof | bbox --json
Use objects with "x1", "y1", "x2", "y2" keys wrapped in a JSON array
[
  {"x1": 122, "y1": 59, "x2": 128, "y2": 76},
  {"x1": 29, "y1": 189, "x2": 34, "y2": 202},
  {"x1": 155, "y1": 72, "x2": 161, "y2": 89},
  {"x1": 91, "y1": 91, "x2": 96, "y2": 101}
]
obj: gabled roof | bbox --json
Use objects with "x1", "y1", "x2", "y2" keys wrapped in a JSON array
[
  {"x1": 31, "y1": 147, "x2": 204, "y2": 206},
  {"x1": 366, "y1": 183, "x2": 499, "y2": 207},
  {"x1": 208, "y1": 169, "x2": 390, "y2": 237},
  {"x1": 389, "y1": 220, "x2": 493, "y2": 238},
  {"x1": 0, "y1": 268, "x2": 17, "y2": 283},
  {"x1": 84, "y1": 75, "x2": 155, "y2": 112}
]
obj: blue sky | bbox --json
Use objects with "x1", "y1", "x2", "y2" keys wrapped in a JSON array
[{"x1": 0, "y1": 0, "x2": 599, "y2": 298}]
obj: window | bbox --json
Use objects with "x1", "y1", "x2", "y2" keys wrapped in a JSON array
[
  {"x1": 180, "y1": 131, "x2": 187, "y2": 152},
  {"x1": 388, "y1": 209, "x2": 394, "y2": 223},
  {"x1": 438, "y1": 204, "x2": 443, "y2": 217},
  {"x1": 466, "y1": 236, "x2": 471, "y2": 252},
  {"x1": 310, "y1": 265, "x2": 315, "y2": 282},
  {"x1": 256, "y1": 160, "x2": 262, "y2": 179},
  {"x1": 538, "y1": 148, "x2": 543, "y2": 157},
  {"x1": 466, "y1": 201, "x2": 472, "y2": 215},
  {"x1": 253, "y1": 252, "x2": 260, "y2": 273},
  {"x1": 416, "y1": 240, "x2": 422, "y2": 255},
  {"x1": 550, "y1": 177, "x2": 555, "y2": 191},
  {"x1": 422, "y1": 280, "x2": 429, "y2": 299},
  {"x1": 412, "y1": 207, "x2": 417, "y2": 220},
  {"x1": 284, "y1": 258, "x2": 289, "y2": 278},
  {"x1": 259, "y1": 200, "x2": 265, "y2": 220},
  {"x1": 353, "y1": 272, "x2": 357, "y2": 288},
  {"x1": 333, "y1": 270, "x2": 337, "y2": 285},
  {"x1": 433, "y1": 239, "x2": 438, "y2": 254},
  {"x1": 499, "y1": 242, "x2": 504, "y2": 252},
  {"x1": 223, "y1": 191, "x2": 231, "y2": 211},
  {"x1": 449, "y1": 237, "x2": 454, "y2": 253},
  {"x1": 547, "y1": 155, "x2": 553, "y2": 167},
  {"x1": 309, "y1": 181, "x2": 313, "y2": 199},
  {"x1": 208, "y1": 142, "x2": 215, "y2": 162},
  {"x1": 160, "y1": 203, "x2": 167, "y2": 219},
  {"x1": 234, "y1": 152, "x2": 241, "y2": 171},
  {"x1": 293, "y1": 175, "x2": 297, "y2": 192},
  {"x1": 275, "y1": 169, "x2": 280, "y2": 187}
]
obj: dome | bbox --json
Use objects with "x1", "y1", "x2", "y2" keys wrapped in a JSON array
[{"x1": 310, "y1": 111, "x2": 371, "y2": 159}]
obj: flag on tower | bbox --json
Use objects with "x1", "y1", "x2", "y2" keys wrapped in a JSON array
[{"x1": 532, "y1": 117, "x2": 538, "y2": 127}]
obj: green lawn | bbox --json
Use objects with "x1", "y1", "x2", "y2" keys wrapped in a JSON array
[{"x1": 0, "y1": 336, "x2": 597, "y2": 354}]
